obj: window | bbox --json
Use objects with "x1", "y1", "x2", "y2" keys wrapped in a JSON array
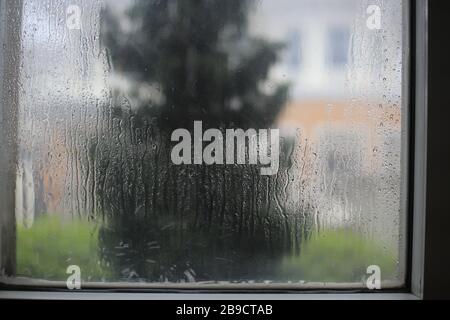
[
  {"x1": 328, "y1": 27, "x2": 350, "y2": 67},
  {"x1": 286, "y1": 30, "x2": 302, "y2": 70},
  {"x1": 1, "y1": 0, "x2": 410, "y2": 291}
]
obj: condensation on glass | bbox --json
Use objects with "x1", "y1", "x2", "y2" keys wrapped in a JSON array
[{"x1": 0, "y1": 0, "x2": 409, "y2": 288}]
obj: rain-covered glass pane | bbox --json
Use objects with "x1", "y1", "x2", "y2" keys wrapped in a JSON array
[{"x1": 0, "y1": 0, "x2": 409, "y2": 288}]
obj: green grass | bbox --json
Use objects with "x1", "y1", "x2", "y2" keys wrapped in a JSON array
[
  {"x1": 17, "y1": 217, "x2": 398, "y2": 284},
  {"x1": 279, "y1": 229, "x2": 398, "y2": 283},
  {"x1": 17, "y1": 215, "x2": 111, "y2": 281}
]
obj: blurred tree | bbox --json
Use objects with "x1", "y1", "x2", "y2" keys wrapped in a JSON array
[
  {"x1": 95, "y1": 0, "x2": 311, "y2": 282},
  {"x1": 102, "y1": 0, "x2": 288, "y2": 129}
]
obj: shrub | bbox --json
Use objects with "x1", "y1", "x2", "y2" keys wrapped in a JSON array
[{"x1": 279, "y1": 229, "x2": 397, "y2": 283}]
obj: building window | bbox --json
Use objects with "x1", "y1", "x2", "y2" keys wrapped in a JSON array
[
  {"x1": 328, "y1": 27, "x2": 351, "y2": 67},
  {"x1": 287, "y1": 30, "x2": 302, "y2": 70}
]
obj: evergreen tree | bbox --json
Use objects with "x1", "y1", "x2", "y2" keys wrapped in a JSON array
[
  {"x1": 95, "y1": 0, "x2": 311, "y2": 282},
  {"x1": 102, "y1": 0, "x2": 288, "y2": 129}
]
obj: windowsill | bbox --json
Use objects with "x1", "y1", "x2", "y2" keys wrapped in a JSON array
[
  {"x1": 0, "y1": 290, "x2": 419, "y2": 300},
  {"x1": 0, "y1": 276, "x2": 404, "y2": 291}
]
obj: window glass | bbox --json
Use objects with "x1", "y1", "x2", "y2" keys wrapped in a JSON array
[{"x1": 0, "y1": 0, "x2": 408, "y2": 288}]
